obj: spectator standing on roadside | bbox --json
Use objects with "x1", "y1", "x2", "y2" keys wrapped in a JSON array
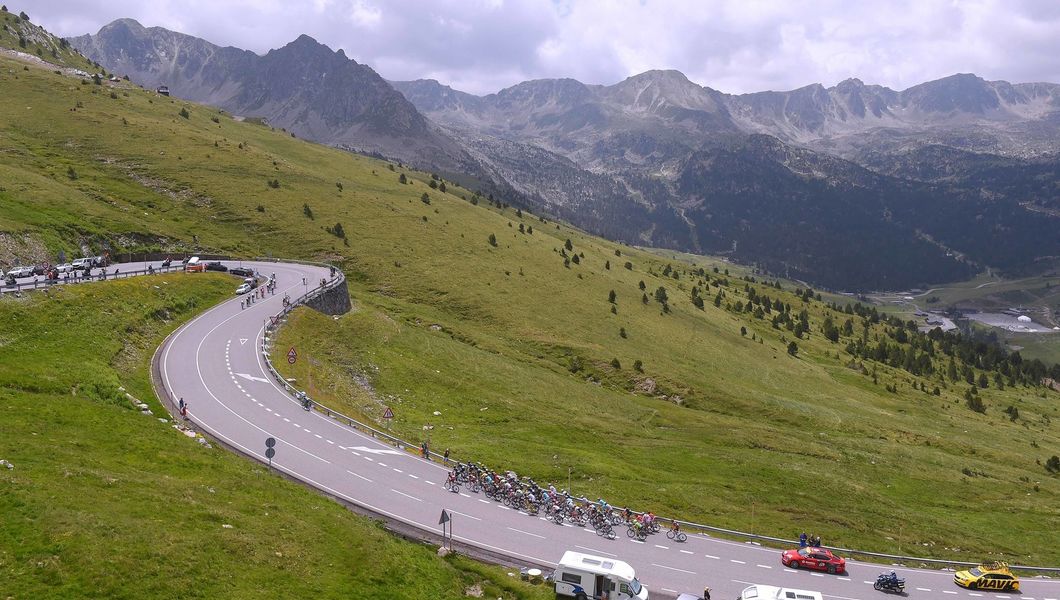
[
  {"x1": 799, "y1": 532, "x2": 808, "y2": 547},
  {"x1": 181, "y1": 403, "x2": 188, "y2": 421},
  {"x1": 420, "y1": 441, "x2": 429, "y2": 459},
  {"x1": 812, "y1": 534, "x2": 821, "y2": 547},
  {"x1": 178, "y1": 398, "x2": 185, "y2": 413},
  {"x1": 702, "y1": 587, "x2": 711, "y2": 600},
  {"x1": 443, "y1": 448, "x2": 450, "y2": 465}
]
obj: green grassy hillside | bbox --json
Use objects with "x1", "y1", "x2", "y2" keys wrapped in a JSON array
[
  {"x1": 0, "y1": 275, "x2": 550, "y2": 599},
  {"x1": 0, "y1": 35, "x2": 1058, "y2": 572}
]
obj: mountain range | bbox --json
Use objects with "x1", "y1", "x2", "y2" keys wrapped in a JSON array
[{"x1": 72, "y1": 19, "x2": 1060, "y2": 291}]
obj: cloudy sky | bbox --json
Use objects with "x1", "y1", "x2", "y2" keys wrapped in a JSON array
[{"x1": 30, "y1": 0, "x2": 1060, "y2": 95}]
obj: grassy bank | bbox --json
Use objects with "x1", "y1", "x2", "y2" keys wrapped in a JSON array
[{"x1": 0, "y1": 275, "x2": 551, "y2": 599}]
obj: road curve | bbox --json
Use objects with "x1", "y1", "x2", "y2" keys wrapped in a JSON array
[{"x1": 155, "y1": 261, "x2": 1060, "y2": 600}]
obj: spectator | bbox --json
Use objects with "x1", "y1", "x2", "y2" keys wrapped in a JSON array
[
  {"x1": 812, "y1": 534, "x2": 822, "y2": 547},
  {"x1": 799, "y1": 532, "x2": 808, "y2": 547},
  {"x1": 443, "y1": 448, "x2": 450, "y2": 465}
]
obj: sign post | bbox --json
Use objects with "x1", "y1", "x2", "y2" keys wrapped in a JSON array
[
  {"x1": 382, "y1": 406, "x2": 394, "y2": 430},
  {"x1": 287, "y1": 347, "x2": 297, "y2": 365},
  {"x1": 265, "y1": 437, "x2": 276, "y2": 470},
  {"x1": 438, "y1": 509, "x2": 452, "y2": 551}
]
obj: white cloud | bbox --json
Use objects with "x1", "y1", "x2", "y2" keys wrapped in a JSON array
[{"x1": 29, "y1": 0, "x2": 1060, "y2": 95}]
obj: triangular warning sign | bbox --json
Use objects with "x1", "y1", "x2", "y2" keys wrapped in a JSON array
[
  {"x1": 239, "y1": 338, "x2": 248, "y2": 345},
  {"x1": 438, "y1": 510, "x2": 450, "y2": 525},
  {"x1": 382, "y1": 406, "x2": 394, "y2": 419}
]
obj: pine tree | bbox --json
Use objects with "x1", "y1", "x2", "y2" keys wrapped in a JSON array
[
  {"x1": 787, "y1": 341, "x2": 799, "y2": 357},
  {"x1": 565, "y1": 238, "x2": 573, "y2": 251},
  {"x1": 302, "y1": 203, "x2": 313, "y2": 219}
]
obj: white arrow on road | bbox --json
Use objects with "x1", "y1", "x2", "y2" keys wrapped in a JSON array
[
  {"x1": 239, "y1": 338, "x2": 248, "y2": 345},
  {"x1": 345, "y1": 446, "x2": 405, "y2": 456},
  {"x1": 234, "y1": 372, "x2": 270, "y2": 383}
]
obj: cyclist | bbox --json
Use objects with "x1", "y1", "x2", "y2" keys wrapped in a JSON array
[{"x1": 670, "y1": 521, "x2": 681, "y2": 535}]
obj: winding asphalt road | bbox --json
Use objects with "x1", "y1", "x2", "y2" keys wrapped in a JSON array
[{"x1": 149, "y1": 260, "x2": 1059, "y2": 600}]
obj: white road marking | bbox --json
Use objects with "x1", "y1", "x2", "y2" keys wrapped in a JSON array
[
  {"x1": 390, "y1": 489, "x2": 421, "y2": 502},
  {"x1": 363, "y1": 457, "x2": 374, "y2": 462},
  {"x1": 345, "y1": 470, "x2": 371, "y2": 482},
  {"x1": 810, "y1": 572, "x2": 824, "y2": 577},
  {"x1": 680, "y1": 550, "x2": 694, "y2": 555},
  {"x1": 347, "y1": 445, "x2": 404, "y2": 456},
  {"x1": 705, "y1": 555, "x2": 720, "y2": 560},
  {"x1": 325, "y1": 439, "x2": 334, "y2": 444},
  {"x1": 968, "y1": 594, "x2": 983, "y2": 598},
  {"x1": 459, "y1": 493, "x2": 471, "y2": 498},
  {"x1": 651, "y1": 563, "x2": 696, "y2": 575},
  {"x1": 233, "y1": 372, "x2": 269, "y2": 383},
  {"x1": 575, "y1": 545, "x2": 617, "y2": 557},
  {"x1": 863, "y1": 581, "x2": 874, "y2": 585},
  {"x1": 314, "y1": 434, "x2": 322, "y2": 439},
  {"x1": 662, "y1": 590, "x2": 679, "y2": 595},
  {"x1": 498, "y1": 505, "x2": 511, "y2": 510},
  {"x1": 408, "y1": 474, "x2": 419, "y2": 479},
  {"x1": 655, "y1": 544, "x2": 669, "y2": 550},
  {"x1": 837, "y1": 577, "x2": 850, "y2": 581},
  {"x1": 629, "y1": 539, "x2": 644, "y2": 544},
  {"x1": 293, "y1": 423, "x2": 300, "y2": 428},
  {"x1": 447, "y1": 509, "x2": 481, "y2": 521},
  {"x1": 915, "y1": 588, "x2": 932, "y2": 592},
  {"x1": 303, "y1": 428, "x2": 311, "y2": 433},
  {"x1": 283, "y1": 418, "x2": 290, "y2": 422},
  {"x1": 756, "y1": 564, "x2": 772, "y2": 569},
  {"x1": 265, "y1": 407, "x2": 272, "y2": 412},
  {"x1": 507, "y1": 527, "x2": 544, "y2": 539},
  {"x1": 478, "y1": 499, "x2": 490, "y2": 504},
  {"x1": 942, "y1": 592, "x2": 957, "y2": 595},
  {"x1": 731, "y1": 559, "x2": 746, "y2": 564}
]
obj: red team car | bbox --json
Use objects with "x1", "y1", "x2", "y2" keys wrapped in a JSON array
[{"x1": 781, "y1": 547, "x2": 847, "y2": 574}]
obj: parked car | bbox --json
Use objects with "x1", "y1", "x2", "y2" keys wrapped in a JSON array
[
  {"x1": 55, "y1": 263, "x2": 74, "y2": 273},
  {"x1": 71, "y1": 258, "x2": 93, "y2": 271},
  {"x1": 7, "y1": 266, "x2": 36, "y2": 279},
  {"x1": 235, "y1": 283, "x2": 252, "y2": 295},
  {"x1": 780, "y1": 547, "x2": 846, "y2": 575},
  {"x1": 205, "y1": 261, "x2": 228, "y2": 272},
  {"x1": 229, "y1": 267, "x2": 253, "y2": 277}
]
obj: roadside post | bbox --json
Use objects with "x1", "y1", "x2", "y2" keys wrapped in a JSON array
[
  {"x1": 265, "y1": 437, "x2": 276, "y2": 470},
  {"x1": 438, "y1": 509, "x2": 452, "y2": 552},
  {"x1": 382, "y1": 406, "x2": 394, "y2": 431}
]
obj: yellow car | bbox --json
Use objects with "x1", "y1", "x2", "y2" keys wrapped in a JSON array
[{"x1": 954, "y1": 562, "x2": 1020, "y2": 592}]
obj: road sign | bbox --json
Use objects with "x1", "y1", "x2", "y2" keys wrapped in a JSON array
[
  {"x1": 438, "y1": 509, "x2": 450, "y2": 525},
  {"x1": 287, "y1": 347, "x2": 297, "y2": 364},
  {"x1": 265, "y1": 437, "x2": 276, "y2": 448},
  {"x1": 265, "y1": 447, "x2": 276, "y2": 458},
  {"x1": 382, "y1": 406, "x2": 394, "y2": 419}
]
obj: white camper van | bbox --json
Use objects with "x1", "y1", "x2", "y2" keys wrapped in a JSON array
[
  {"x1": 554, "y1": 551, "x2": 648, "y2": 600},
  {"x1": 737, "y1": 584, "x2": 822, "y2": 600}
]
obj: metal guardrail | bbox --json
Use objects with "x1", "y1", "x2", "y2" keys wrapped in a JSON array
[
  {"x1": 257, "y1": 261, "x2": 1060, "y2": 575},
  {"x1": 0, "y1": 263, "x2": 185, "y2": 294}
]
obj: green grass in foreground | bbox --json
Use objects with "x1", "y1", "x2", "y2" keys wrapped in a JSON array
[{"x1": 0, "y1": 276, "x2": 551, "y2": 599}]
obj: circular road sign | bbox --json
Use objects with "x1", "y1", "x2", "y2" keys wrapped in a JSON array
[
  {"x1": 265, "y1": 437, "x2": 276, "y2": 448},
  {"x1": 265, "y1": 447, "x2": 276, "y2": 459}
]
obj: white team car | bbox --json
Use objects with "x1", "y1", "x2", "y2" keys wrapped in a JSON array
[{"x1": 236, "y1": 283, "x2": 253, "y2": 295}]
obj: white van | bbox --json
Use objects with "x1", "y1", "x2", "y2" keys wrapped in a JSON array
[
  {"x1": 737, "y1": 584, "x2": 822, "y2": 600},
  {"x1": 554, "y1": 551, "x2": 648, "y2": 600}
]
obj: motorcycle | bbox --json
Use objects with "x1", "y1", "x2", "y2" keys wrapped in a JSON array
[{"x1": 873, "y1": 573, "x2": 905, "y2": 594}]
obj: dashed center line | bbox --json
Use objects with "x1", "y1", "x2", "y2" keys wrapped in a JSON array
[
  {"x1": 507, "y1": 527, "x2": 544, "y2": 539},
  {"x1": 705, "y1": 555, "x2": 720, "y2": 560},
  {"x1": 654, "y1": 545, "x2": 669, "y2": 550},
  {"x1": 650, "y1": 563, "x2": 696, "y2": 575},
  {"x1": 390, "y1": 489, "x2": 421, "y2": 502},
  {"x1": 730, "y1": 559, "x2": 746, "y2": 564},
  {"x1": 680, "y1": 550, "x2": 694, "y2": 555},
  {"x1": 756, "y1": 564, "x2": 772, "y2": 569},
  {"x1": 345, "y1": 470, "x2": 371, "y2": 483}
]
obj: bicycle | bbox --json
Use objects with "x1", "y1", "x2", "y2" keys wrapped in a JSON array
[
  {"x1": 442, "y1": 478, "x2": 460, "y2": 493},
  {"x1": 666, "y1": 528, "x2": 687, "y2": 543}
]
